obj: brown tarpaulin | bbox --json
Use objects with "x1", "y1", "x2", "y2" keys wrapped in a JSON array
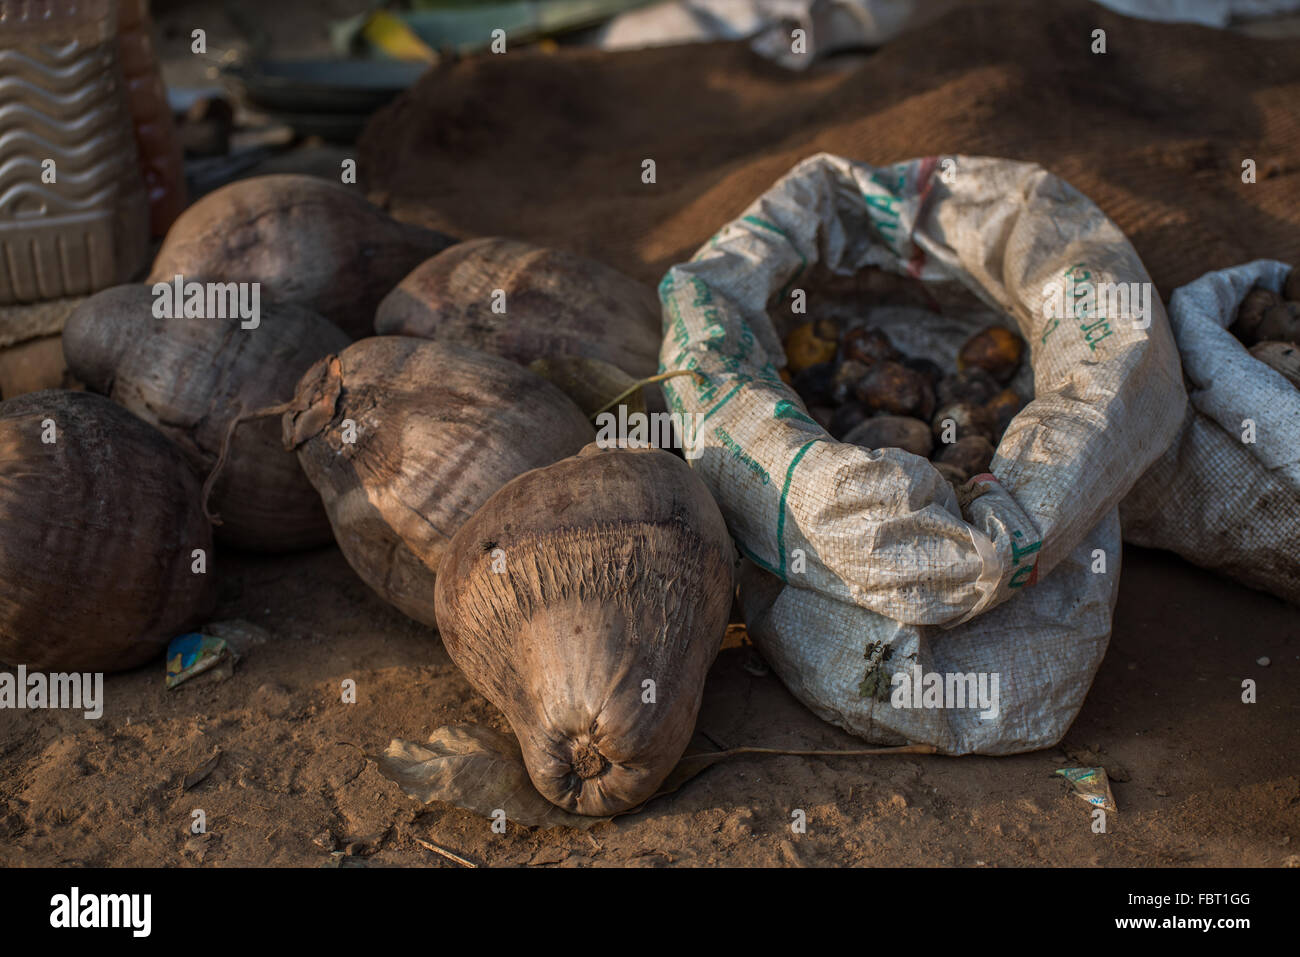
[{"x1": 360, "y1": 0, "x2": 1300, "y2": 299}]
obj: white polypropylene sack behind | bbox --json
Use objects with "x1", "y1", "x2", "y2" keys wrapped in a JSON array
[
  {"x1": 659, "y1": 153, "x2": 1185, "y2": 753},
  {"x1": 1121, "y1": 261, "x2": 1300, "y2": 605}
]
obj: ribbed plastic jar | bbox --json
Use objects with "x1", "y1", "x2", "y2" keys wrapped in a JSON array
[{"x1": 0, "y1": 0, "x2": 150, "y2": 302}]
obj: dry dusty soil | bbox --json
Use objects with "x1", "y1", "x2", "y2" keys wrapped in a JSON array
[{"x1": 1, "y1": 543, "x2": 1296, "y2": 868}]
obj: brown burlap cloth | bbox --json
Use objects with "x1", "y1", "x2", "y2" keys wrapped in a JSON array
[{"x1": 359, "y1": 0, "x2": 1300, "y2": 298}]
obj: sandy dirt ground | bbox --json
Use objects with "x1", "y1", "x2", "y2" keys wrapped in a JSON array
[{"x1": 1, "y1": 542, "x2": 1295, "y2": 868}]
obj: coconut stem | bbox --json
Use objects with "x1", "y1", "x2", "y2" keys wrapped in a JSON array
[
  {"x1": 718, "y1": 744, "x2": 938, "y2": 757},
  {"x1": 591, "y1": 369, "x2": 704, "y2": 418},
  {"x1": 200, "y1": 399, "x2": 298, "y2": 525},
  {"x1": 571, "y1": 742, "x2": 609, "y2": 780}
]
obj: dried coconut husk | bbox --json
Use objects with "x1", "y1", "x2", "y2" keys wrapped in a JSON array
[
  {"x1": 63, "y1": 284, "x2": 350, "y2": 551},
  {"x1": 0, "y1": 391, "x2": 215, "y2": 671},
  {"x1": 434, "y1": 445, "x2": 735, "y2": 816},
  {"x1": 148, "y1": 174, "x2": 456, "y2": 338},
  {"x1": 374, "y1": 237, "x2": 663, "y2": 379},
  {"x1": 280, "y1": 337, "x2": 595, "y2": 627}
]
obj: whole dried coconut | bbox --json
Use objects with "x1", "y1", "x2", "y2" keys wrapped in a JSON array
[
  {"x1": 374, "y1": 237, "x2": 663, "y2": 379},
  {"x1": 434, "y1": 445, "x2": 735, "y2": 816},
  {"x1": 62, "y1": 284, "x2": 351, "y2": 552},
  {"x1": 0, "y1": 391, "x2": 214, "y2": 671},
  {"x1": 149, "y1": 174, "x2": 456, "y2": 338},
  {"x1": 281, "y1": 337, "x2": 595, "y2": 627}
]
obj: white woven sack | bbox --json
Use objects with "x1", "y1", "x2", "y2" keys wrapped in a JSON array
[
  {"x1": 1121, "y1": 260, "x2": 1300, "y2": 605},
  {"x1": 658, "y1": 152, "x2": 1185, "y2": 753}
]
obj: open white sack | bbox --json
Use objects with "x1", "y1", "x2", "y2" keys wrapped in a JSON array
[{"x1": 658, "y1": 152, "x2": 1185, "y2": 753}]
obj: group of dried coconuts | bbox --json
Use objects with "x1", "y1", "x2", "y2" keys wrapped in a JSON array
[
  {"x1": 780, "y1": 315, "x2": 1027, "y2": 484},
  {"x1": 21, "y1": 171, "x2": 1289, "y2": 823},
  {"x1": 1232, "y1": 268, "x2": 1300, "y2": 389},
  {"x1": 0, "y1": 174, "x2": 730, "y2": 818}
]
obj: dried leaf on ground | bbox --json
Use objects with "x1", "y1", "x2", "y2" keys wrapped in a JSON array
[
  {"x1": 375, "y1": 724, "x2": 601, "y2": 829},
  {"x1": 182, "y1": 750, "x2": 222, "y2": 791},
  {"x1": 376, "y1": 724, "x2": 935, "y2": 830}
]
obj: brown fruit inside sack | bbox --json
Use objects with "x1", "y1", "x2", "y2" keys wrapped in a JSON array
[
  {"x1": 957, "y1": 326, "x2": 1024, "y2": 383},
  {"x1": 1250, "y1": 341, "x2": 1300, "y2": 389},
  {"x1": 1234, "y1": 287, "x2": 1280, "y2": 344},
  {"x1": 842, "y1": 415, "x2": 932, "y2": 458},
  {"x1": 856, "y1": 361, "x2": 936, "y2": 420},
  {"x1": 1284, "y1": 268, "x2": 1300, "y2": 303},
  {"x1": 986, "y1": 388, "x2": 1025, "y2": 435},
  {"x1": 784, "y1": 320, "x2": 841, "y2": 373},
  {"x1": 779, "y1": 289, "x2": 1028, "y2": 490},
  {"x1": 937, "y1": 435, "x2": 996, "y2": 477},
  {"x1": 932, "y1": 401, "x2": 997, "y2": 444},
  {"x1": 1233, "y1": 276, "x2": 1300, "y2": 388}
]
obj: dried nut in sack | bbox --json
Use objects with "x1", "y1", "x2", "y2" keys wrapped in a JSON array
[
  {"x1": 784, "y1": 320, "x2": 840, "y2": 373},
  {"x1": 1250, "y1": 341, "x2": 1300, "y2": 389},
  {"x1": 936, "y1": 367, "x2": 1000, "y2": 406},
  {"x1": 932, "y1": 401, "x2": 997, "y2": 443},
  {"x1": 791, "y1": 362, "x2": 836, "y2": 407},
  {"x1": 828, "y1": 400, "x2": 870, "y2": 438},
  {"x1": 958, "y1": 326, "x2": 1025, "y2": 383},
  {"x1": 809, "y1": 406, "x2": 835, "y2": 431},
  {"x1": 433, "y1": 446, "x2": 734, "y2": 816},
  {"x1": 1256, "y1": 301, "x2": 1300, "y2": 344},
  {"x1": 1234, "y1": 287, "x2": 1283, "y2": 344},
  {"x1": 841, "y1": 327, "x2": 900, "y2": 366},
  {"x1": 830, "y1": 359, "x2": 872, "y2": 404},
  {"x1": 149, "y1": 175, "x2": 455, "y2": 338},
  {"x1": 933, "y1": 461, "x2": 969, "y2": 487},
  {"x1": 902, "y1": 355, "x2": 944, "y2": 388},
  {"x1": 985, "y1": 387, "x2": 1025, "y2": 436},
  {"x1": 936, "y1": 435, "x2": 996, "y2": 477},
  {"x1": 0, "y1": 391, "x2": 215, "y2": 671},
  {"x1": 856, "y1": 361, "x2": 936, "y2": 420},
  {"x1": 281, "y1": 337, "x2": 595, "y2": 627},
  {"x1": 841, "y1": 415, "x2": 933, "y2": 458},
  {"x1": 772, "y1": 292, "x2": 1028, "y2": 479}
]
